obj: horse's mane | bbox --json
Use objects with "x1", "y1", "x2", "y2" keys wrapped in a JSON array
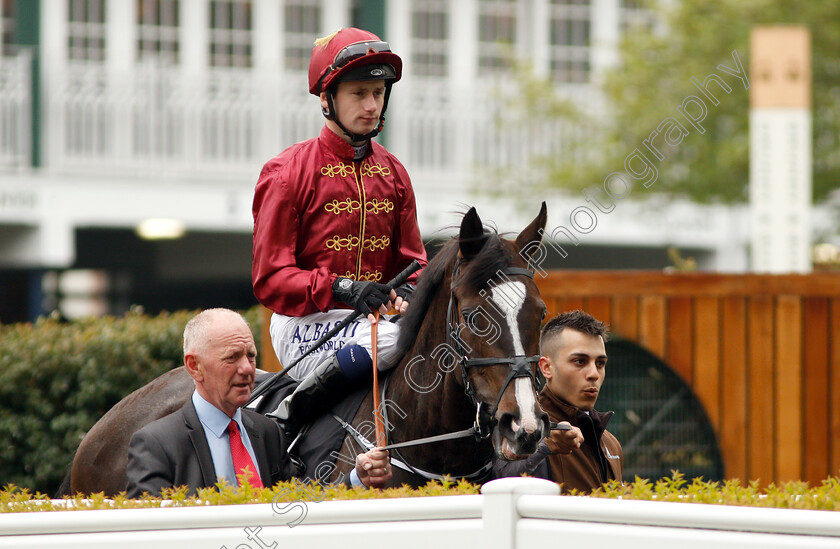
[{"x1": 396, "y1": 230, "x2": 519, "y2": 355}]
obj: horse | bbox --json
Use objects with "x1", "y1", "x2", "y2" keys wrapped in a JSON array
[
  {"x1": 66, "y1": 204, "x2": 550, "y2": 494},
  {"x1": 316, "y1": 203, "x2": 551, "y2": 486}
]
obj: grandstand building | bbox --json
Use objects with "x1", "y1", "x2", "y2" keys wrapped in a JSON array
[{"x1": 0, "y1": 0, "x2": 748, "y2": 321}]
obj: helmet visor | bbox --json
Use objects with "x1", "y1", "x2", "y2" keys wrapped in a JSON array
[{"x1": 330, "y1": 40, "x2": 391, "y2": 72}]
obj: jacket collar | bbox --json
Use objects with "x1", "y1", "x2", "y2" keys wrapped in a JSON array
[
  {"x1": 538, "y1": 385, "x2": 614, "y2": 435},
  {"x1": 182, "y1": 396, "x2": 220, "y2": 488},
  {"x1": 319, "y1": 124, "x2": 374, "y2": 161}
]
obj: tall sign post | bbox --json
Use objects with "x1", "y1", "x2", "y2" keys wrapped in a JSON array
[{"x1": 749, "y1": 26, "x2": 812, "y2": 273}]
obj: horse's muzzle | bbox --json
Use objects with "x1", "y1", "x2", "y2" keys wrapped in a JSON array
[{"x1": 495, "y1": 410, "x2": 550, "y2": 460}]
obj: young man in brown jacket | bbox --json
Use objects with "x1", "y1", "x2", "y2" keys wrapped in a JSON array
[{"x1": 492, "y1": 310, "x2": 623, "y2": 493}]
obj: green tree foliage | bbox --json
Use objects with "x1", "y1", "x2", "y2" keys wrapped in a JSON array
[
  {"x1": 511, "y1": 0, "x2": 840, "y2": 205},
  {"x1": 0, "y1": 308, "x2": 263, "y2": 495}
]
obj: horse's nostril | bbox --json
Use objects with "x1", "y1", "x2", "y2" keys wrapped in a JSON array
[{"x1": 498, "y1": 412, "x2": 516, "y2": 434}]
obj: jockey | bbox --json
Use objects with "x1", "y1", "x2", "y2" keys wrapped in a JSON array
[{"x1": 252, "y1": 27, "x2": 428, "y2": 438}]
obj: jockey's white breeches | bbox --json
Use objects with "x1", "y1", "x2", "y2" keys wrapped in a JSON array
[{"x1": 269, "y1": 310, "x2": 402, "y2": 381}]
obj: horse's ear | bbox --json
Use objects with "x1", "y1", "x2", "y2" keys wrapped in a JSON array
[
  {"x1": 515, "y1": 201, "x2": 547, "y2": 258},
  {"x1": 459, "y1": 207, "x2": 487, "y2": 260}
]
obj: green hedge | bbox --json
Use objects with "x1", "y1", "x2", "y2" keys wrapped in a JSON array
[
  {"x1": 0, "y1": 307, "x2": 263, "y2": 495},
  {"x1": 3, "y1": 473, "x2": 840, "y2": 511}
]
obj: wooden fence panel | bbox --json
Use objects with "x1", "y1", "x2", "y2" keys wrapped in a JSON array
[
  {"x1": 803, "y1": 297, "x2": 830, "y2": 485},
  {"x1": 583, "y1": 296, "x2": 612, "y2": 327},
  {"x1": 639, "y1": 295, "x2": 666, "y2": 359},
  {"x1": 747, "y1": 296, "x2": 775, "y2": 484},
  {"x1": 831, "y1": 300, "x2": 840, "y2": 477},
  {"x1": 666, "y1": 297, "x2": 694, "y2": 383},
  {"x1": 260, "y1": 307, "x2": 283, "y2": 372},
  {"x1": 720, "y1": 297, "x2": 748, "y2": 481},
  {"x1": 775, "y1": 296, "x2": 803, "y2": 482},
  {"x1": 611, "y1": 296, "x2": 639, "y2": 341},
  {"x1": 553, "y1": 297, "x2": 585, "y2": 315},
  {"x1": 693, "y1": 297, "x2": 721, "y2": 429}
]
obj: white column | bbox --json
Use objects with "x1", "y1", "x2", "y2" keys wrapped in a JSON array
[
  {"x1": 41, "y1": 0, "x2": 69, "y2": 168},
  {"x1": 749, "y1": 26, "x2": 812, "y2": 273},
  {"x1": 106, "y1": 0, "x2": 135, "y2": 164},
  {"x1": 528, "y1": 0, "x2": 550, "y2": 78},
  {"x1": 106, "y1": 0, "x2": 134, "y2": 70},
  {"x1": 41, "y1": 0, "x2": 68, "y2": 72},
  {"x1": 253, "y1": 0, "x2": 281, "y2": 162},
  {"x1": 449, "y1": 0, "x2": 477, "y2": 87},
  {"x1": 590, "y1": 0, "x2": 619, "y2": 86},
  {"x1": 450, "y1": 0, "x2": 477, "y2": 180},
  {"x1": 180, "y1": 0, "x2": 209, "y2": 71},
  {"x1": 254, "y1": 0, "x2": 281, "y2": 71},
  {"x1": 385, "y1": 0, "x2": 411, "y2": 158},
  {"x1": 322, "y1": 0, "x2": 351, "y2": 34},
  {"x1": 180, "y1": 0, "x2": 209, "y2": 165}
]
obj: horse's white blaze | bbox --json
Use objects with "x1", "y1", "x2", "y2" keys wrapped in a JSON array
[
  {"x1": 515, "y1": 378, "x2": 538, "y2": 433},
  {"x1": 490, "y1": 281, "x2": 539, "y2": 433}
]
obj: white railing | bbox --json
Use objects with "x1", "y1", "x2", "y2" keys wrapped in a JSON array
[
  {"x1": 1, "y1": 478, "x2": 839, "y2": 548},
  {"x1": 0, "y1": 49, "x2": 31, "y2": 170},
  {"x1": 43, "y1": 64, "x2": 578, "y2": 186}
]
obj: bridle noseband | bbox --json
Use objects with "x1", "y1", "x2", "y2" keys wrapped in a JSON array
[{"x1": 445, "y1": 259, "x2": 540, "y2": 437}]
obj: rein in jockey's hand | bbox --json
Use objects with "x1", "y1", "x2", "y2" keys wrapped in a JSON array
[
  {"x1": 332, "y1": 278, "x2": 396, "y2": 323},
  {"x1": 355, "y1": 448, "x2": 392, "y2": 488}
]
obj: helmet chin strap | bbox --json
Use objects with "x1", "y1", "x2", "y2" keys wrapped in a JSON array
[{"x1": 323, "y1": 83, "x2": 393, "y2": 144}]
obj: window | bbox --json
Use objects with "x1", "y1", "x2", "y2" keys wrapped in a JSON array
[
  {"x1": 68, "y1": 0, "x2": 107, "y2": 62},
  {"x1": 477, "y1": 0, "x2": 516, "y2": 74},
  {"x1": 209, "y1": 0, "x2": 252, "y2": 68},
  {"x1": 1, "y1": 0, "x2": 13, "y2": 55},
  {"x1": 411, "y1": 0, "x2": 448, "y2": 77},
  {"x1": 548, "y1": 0, "x2": 590, "y2": 83},
  {"x1": 284, "y1": 0, "x2": 321, "y2": 71},
  {"x1": 137, "y1": 0, "x2": 180, "y2": 64}
]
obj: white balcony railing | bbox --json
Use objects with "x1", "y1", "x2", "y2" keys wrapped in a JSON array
[{"x1": 43, "y1": 63, "x2": 576, "y2": 188}]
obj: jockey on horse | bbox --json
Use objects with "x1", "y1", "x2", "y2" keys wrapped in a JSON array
[{"x1": 251, "y1": 27, "x2": 427, "y2": 439}]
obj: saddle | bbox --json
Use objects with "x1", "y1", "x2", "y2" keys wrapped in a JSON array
[{"x1": 251, "y1": 371, "x2": 372, "y2": 485}]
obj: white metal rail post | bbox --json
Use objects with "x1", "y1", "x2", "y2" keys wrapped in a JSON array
[{"x1": 481, "y1": 477, "x2": 560, "y2": 549}]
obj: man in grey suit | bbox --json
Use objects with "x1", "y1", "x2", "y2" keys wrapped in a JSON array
[{"x1": 126, "y1": 308, "x2": 391, "y2": 497}]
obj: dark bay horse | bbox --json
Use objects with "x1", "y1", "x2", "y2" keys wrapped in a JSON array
[
  {"x1": 68, "y1": 204, "x2": 550, "y2": 494},
  {"x1": 320, "y1": 204, "x2": 551, "y2": 487}
]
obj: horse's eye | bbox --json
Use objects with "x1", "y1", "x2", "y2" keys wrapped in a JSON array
[
  {"x1": 461, "y1": 307, "x2": 477, "y2": 324},
  {"x1": 541, "y1": 307, "x2": 547, "y2": 321}
]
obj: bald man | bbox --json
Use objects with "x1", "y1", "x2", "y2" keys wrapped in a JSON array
[{"x1": 126, "y1": 308, "x2": 390, "y2": 497}]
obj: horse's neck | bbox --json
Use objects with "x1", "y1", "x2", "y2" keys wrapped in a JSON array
[{"x1": 391, "y1": 284, "x2": 477, "y2": 437}]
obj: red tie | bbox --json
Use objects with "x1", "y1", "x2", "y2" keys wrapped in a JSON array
[{"x1": 227, "y1": 420, "x2": 264, "y2": 488}]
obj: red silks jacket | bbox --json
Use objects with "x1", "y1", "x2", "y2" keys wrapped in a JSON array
[{"x1": 252, "y1": 125, "x2": 427, "y2": 317}]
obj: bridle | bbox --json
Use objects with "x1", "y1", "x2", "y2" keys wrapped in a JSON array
[{"x1": 445, "y1": 257, "x2": 541, "y2": 438}]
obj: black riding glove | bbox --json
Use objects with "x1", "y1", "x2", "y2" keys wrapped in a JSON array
[
  {"x1": 393, "y1": 282, "x2": 416, "y2": 303},
  {"x1": 332, "y1": 278, "x2": 392, "y2": 315}
]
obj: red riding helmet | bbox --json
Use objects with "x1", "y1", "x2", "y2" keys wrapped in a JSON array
[{"x1": 308, "y1": 27, "x2": 403, "y2": 96}]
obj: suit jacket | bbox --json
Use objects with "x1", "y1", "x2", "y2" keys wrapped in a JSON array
[{"x1": 125, "y1": 399, "x2": 295, "y2": 497}]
